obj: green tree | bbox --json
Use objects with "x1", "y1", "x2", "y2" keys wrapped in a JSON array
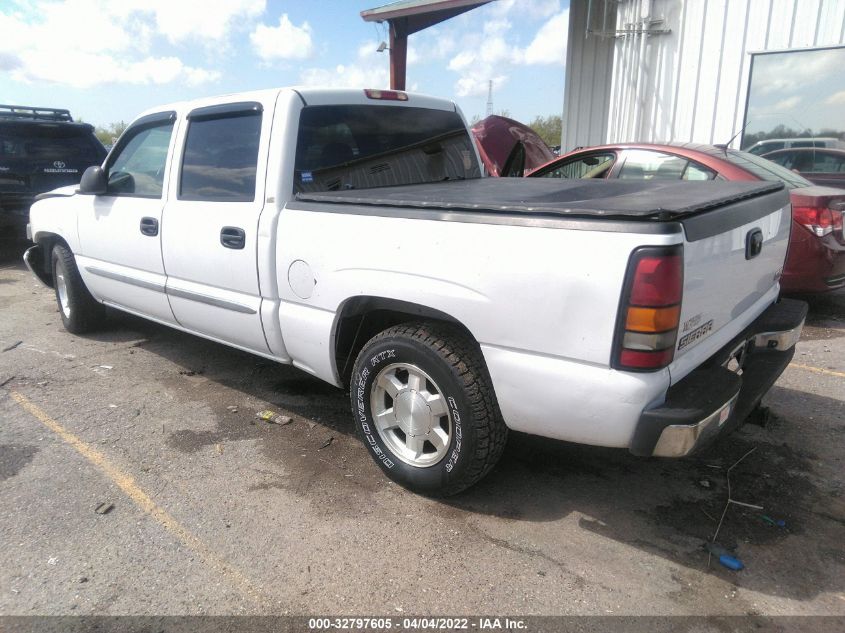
[
  {"x1": 94, "y1": 121, "x2": 128, "y2": 146},
  {"x1": 527, "y1": 114, "x2": 562, "y2": 148}
]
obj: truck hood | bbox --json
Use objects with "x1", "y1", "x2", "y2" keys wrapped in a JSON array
[{"x1": 34, "y1": 184, "x2": 79, "y2": 201}]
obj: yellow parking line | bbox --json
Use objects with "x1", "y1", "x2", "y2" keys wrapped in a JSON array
[
  {"x1": 10, "y1": 391, "x2": 264, "y2": 605},
  {"x1": 789, "y1": 363, "x2": 845, "y2": 379}
]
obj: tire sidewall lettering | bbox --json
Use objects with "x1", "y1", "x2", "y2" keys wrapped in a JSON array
[{"x1": 353, "y1": 340, "x2": 469, "y2": 485}]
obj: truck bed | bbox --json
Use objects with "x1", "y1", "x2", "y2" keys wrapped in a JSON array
[{"x1": 295, "y1": 178, "x2": 784, "y2": 221}]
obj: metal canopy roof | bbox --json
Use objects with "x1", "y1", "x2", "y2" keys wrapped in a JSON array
[
  {"x1": 361, "y1": 0, "x2": 492, "y2": 32},
  {"x1": 360, "y1": 0, "x2": 492, "y2": 90}
]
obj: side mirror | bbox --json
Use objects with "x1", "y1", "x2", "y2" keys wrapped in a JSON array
[{"x1": 79, "y1": 166, "x2": 107, "y2": 195}]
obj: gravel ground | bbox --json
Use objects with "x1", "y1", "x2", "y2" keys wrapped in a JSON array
[{"x1": 0, "y1": 242, "x2": 843, "y2": 617}]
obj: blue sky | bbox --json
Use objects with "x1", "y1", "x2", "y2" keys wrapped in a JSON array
[{"x1": 0, "y1": 0, "x2": 569, "y2": 128}]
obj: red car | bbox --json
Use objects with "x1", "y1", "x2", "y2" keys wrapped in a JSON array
[
  {"x1": 527, "y1": 143, "x2": 845, "y2": 294},
  {"x1": 471, "y1": 115, "x2": 555, "y2": 177}
]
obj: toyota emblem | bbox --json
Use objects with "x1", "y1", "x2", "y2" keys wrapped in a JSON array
[{"x1": 53, "y1": 161, "x2": 66, "y2": 169}]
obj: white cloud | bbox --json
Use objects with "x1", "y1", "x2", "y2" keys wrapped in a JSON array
[
  {"x1": 753, "y1": 49, "x2": 842, "y2": 97},
  {"x1": 769, "y1": 96, "x2": 802, "y2": 112},
  {"x1": 250, "y1": 13, "x2": 314, "y2": 62},
  {"x1": 0, "y1": 0, "x2": 232, "y2": 88},
  {"x1": 300, "y1": 40, "x2": 389, "y2": 89},
  {"x1": 490, "y1": 0, "x2": 561, "y2": 19},
  {"x1": 523, "y1": 10, "x2": 569, "y2": 65},
  {"x1": 440, "y1": 5, "x2": 568, "y2": 98},
  {"x1": 824, "y1": 90, "x2": 845, "y2": 106},
  {"x1": 131, "y1": 0, "x2": 265, "y2": 45}
]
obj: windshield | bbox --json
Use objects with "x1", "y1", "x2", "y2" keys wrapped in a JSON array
[
  {"x1": 294, "y1": 105, "x2": 480, "y2": 193},
  {"x1": 725, "y1": 148, "x2": 813, "y2": 189}
]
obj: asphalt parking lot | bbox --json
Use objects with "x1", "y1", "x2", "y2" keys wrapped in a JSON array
[{"x1": 1, "y1": 242, "x2": 844, "y2": 617}]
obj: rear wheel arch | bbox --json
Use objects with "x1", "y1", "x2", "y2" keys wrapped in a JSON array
[{"x1": 332, "y1": 296, "x2": 481, "y2": 389}]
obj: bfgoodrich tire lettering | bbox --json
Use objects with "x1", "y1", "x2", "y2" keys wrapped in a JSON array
[{"x1": 351, "y1": 322, "x2": 507, "y2": 496}]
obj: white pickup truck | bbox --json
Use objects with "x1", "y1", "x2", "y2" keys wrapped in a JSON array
[{"x1": 24, "y1": 87, "x2": 807, "y2": 495}]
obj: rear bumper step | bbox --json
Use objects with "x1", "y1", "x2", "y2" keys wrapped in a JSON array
[{"x1": 630, "y1": 298, "x2": 808, "y2": 457}]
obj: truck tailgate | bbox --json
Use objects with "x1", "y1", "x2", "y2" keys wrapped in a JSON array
[{"x1": 670, "y1": 186, "x2": 792, "y2": 383}]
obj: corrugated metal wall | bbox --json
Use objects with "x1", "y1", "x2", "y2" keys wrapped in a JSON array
[
  {"x1": 562, "y1": 0, "x2": 617, "y2": 150},
  {"x1": 563, "y1": 0, "x2": 845, "y2": 150}
]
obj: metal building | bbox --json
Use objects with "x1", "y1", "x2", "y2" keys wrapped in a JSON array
[{"x1": 563, "y1": 0, "x2": 845, "y2": 151}]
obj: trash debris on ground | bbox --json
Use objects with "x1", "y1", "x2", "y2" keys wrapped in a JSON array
[
  {"x1": 215, "y1": 443, "x2": 224, "y2": 455},
  {"x1": 707, "y1": 447, "x2": 763, "y2": 570},
  {"x1": 2, "y1": 340, "x2": 23, "y2": 352},
  {"x1": 47, "y1": 557, "x2": 58, "y2": 566},
  {"x1": 227, "y1": 405, "x2": 238, "y2": 413},
  {"x1": 94, "y1": 502, "x2": 114, "y2": 515},
  {"x1": 699, "y1": 507, "x2": 717, "y2": 522},
  {"x1": 255, "y1": 410, "x2": 292, "y2": 425},
  {"x1": 698, "y1": 479, "x2": 712, "y2": 489},
  {"x1": 761, "y1": 515, "x2": 787, "y2": 528},
  {"x1": 319, "y1": 436, "x2": 334, "y2": 450},
  {"x1": 705, "y1": 543, "x2": 745, "y2": 571},
  {"x1": 179, "y1": 369, "x2": 197, "y2": 376},
  {"x1": 308, "y1": 421, "x2": 317, "y2": 429},
  {"x1": 98, "y1": 365, "x2": 113, "y2": 370}
]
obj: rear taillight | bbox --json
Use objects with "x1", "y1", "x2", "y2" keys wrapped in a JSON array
[
  {"x1": 794, "y1": 205, "x2": 841, "y2": 237},
  {"x1": 364, "y1": 89, "x2": 409, "y2": 101},
  {"x1": 613, "y1": 246, "x2": 683, "y2": 371}
]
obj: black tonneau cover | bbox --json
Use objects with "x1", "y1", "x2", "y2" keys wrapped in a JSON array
[{"x1": 295, "y1": 178, "x2": 785, "y2": 221}]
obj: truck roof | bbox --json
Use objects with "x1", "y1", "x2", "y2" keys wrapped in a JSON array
[{"x1": 136, "y1": 87, "x2": 457, "y2": 121}]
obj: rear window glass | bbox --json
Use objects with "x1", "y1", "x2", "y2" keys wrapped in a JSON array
[
  {"x1": 0, "y1": 124, "x2": 105, "y2": 165},
  {"x1": 294, "y1": 105, "x2": 480, "y2": 192},
  {"x1": 617, "y1": 150, "x2": 716, "y2": 181},
  {"x1": 180, "y1": 111, "x2": 261, "y2": 201},
  {"x1": 725, "y1": 149, "x2": 813, "y2": 189}
]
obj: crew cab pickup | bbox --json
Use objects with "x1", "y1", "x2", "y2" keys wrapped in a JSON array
[{"x1": 24, "y1": 88, "x2": 807, "y2": 495}]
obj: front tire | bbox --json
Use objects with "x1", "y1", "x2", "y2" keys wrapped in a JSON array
[
  {"x1": 351, "y1": 322, "x2": 507, "y2": 496},
  {"x1": 51, "y1": 244, "x2": 106, "y2": 334}
]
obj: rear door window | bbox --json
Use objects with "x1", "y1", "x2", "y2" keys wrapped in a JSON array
[
  {"x1": 294, "y1": 105, "x2": 480, "y2": 192},
  {"x1": 180, "y1": 109, "x2": 262, "y2": 202}
]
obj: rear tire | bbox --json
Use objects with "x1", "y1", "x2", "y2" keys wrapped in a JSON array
[
  {"x1": 351, "y1": 322, "x2": 507, "y2": 496},
  {"x1": 51, "y1": 244, "x2": 106, "y2": 334}
]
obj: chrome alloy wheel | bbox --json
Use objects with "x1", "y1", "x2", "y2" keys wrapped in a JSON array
[
  {"x1": 370, "y1": 362, "x2": 452, "y2": 467},
  {"x1": 56, "y1": 271, "x2": 71, "y2": 319}
]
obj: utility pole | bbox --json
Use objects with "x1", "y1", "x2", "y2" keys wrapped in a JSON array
[{"x1": 486, "y1": 79, "x2": 493, "y2": 116}]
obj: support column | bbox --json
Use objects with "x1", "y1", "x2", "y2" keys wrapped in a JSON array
[{"x1": 389, "y1": 18, "x2": 408, "y2": 90}]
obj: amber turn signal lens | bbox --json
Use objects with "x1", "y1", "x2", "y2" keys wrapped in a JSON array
[{"x1": 625, "y1": 305, "x2": 681, "y2": 333}]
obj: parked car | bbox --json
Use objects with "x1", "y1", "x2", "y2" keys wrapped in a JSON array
[
  {"x1": 528, "y1": 143, "x2": 845, "y2": 293},
  {"x1": 746, "y1": 137, "x2": 845, "y2": 156},
  {"x1": 0, "y1": 104, "x2": 107, "y2": 244},
  {"x1": 762, "y1": 147, "x2": 845, "y2": 188},
  {"x1": 470, "y1": 114, "x2": 555, "y2": 177},
  {"x1": 25, "y1": 88, "x2": 805, "y2": 495}
]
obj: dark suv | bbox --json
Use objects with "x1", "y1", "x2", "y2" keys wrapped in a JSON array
[{"x1": 1, "y1": 104, "x2": 107, "y2": 243}]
